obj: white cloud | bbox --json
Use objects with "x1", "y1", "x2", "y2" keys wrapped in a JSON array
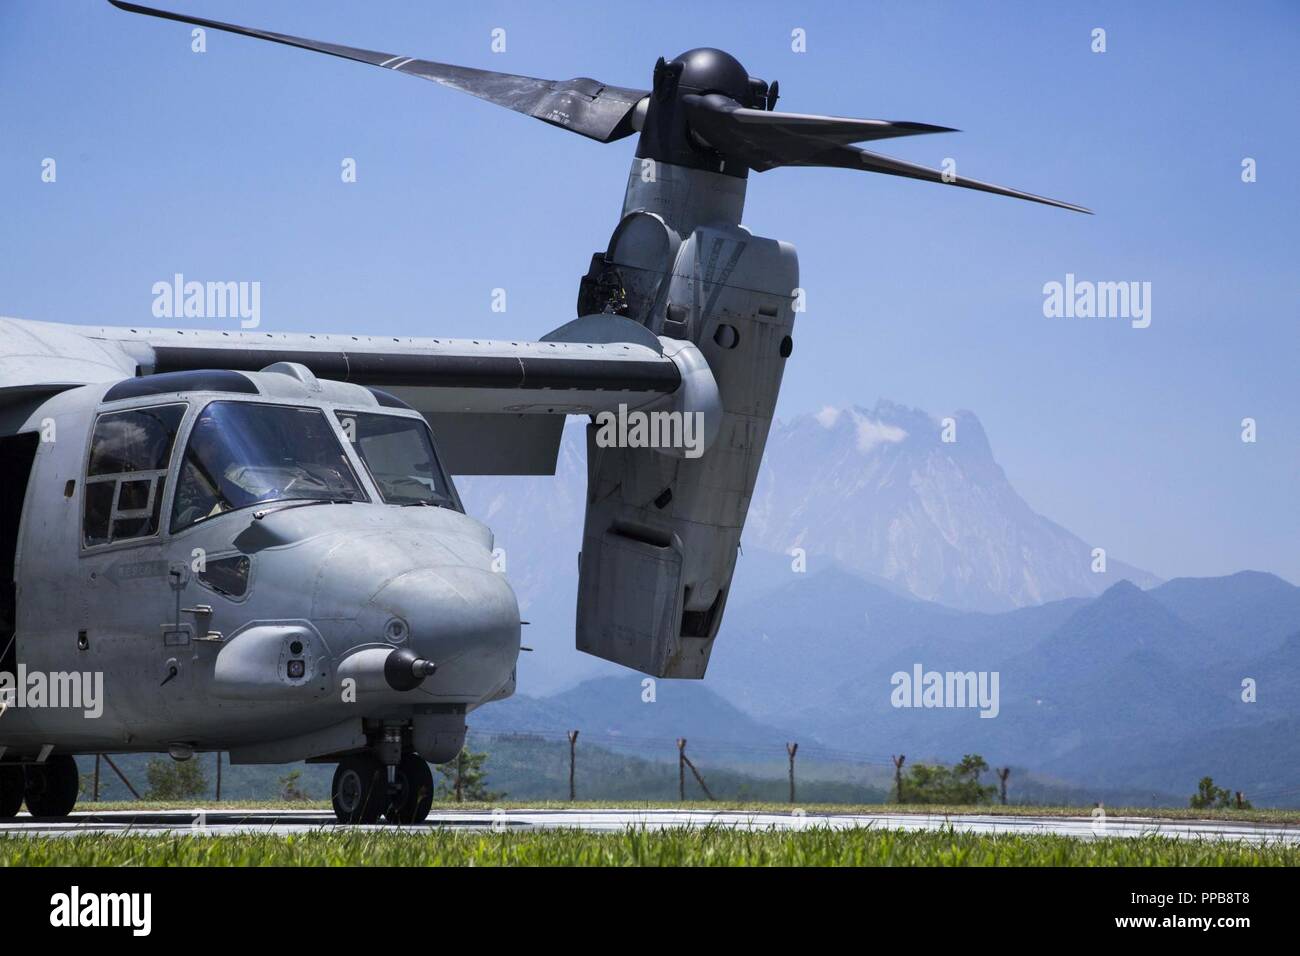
[
  {"x1": 850, "y1": 410, "x2": 908, "y2": 453},
  {"x1": 814, "y1": 405, "x2": 842, "y2": 428}
]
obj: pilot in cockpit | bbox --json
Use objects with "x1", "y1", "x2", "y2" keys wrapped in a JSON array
[
  {"x1": 171, "y1": 401, "x2": 366, "y2": 531},
  {"x1": 172, "y1": 413, "x2": 262, "y2": 527}
]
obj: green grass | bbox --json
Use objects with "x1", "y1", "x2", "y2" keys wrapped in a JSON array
[
  {"x1": 77, "y1": 799, "x2": 1300, "y2": 826},
  {"x1": 2, "y1": 826, "x2": 1295, "y2": 866}
]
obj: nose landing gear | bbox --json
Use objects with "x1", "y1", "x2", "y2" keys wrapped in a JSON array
[
  {"x1": 385, "y1": 753, "x2": 434, "y2": 825},
  {"x1": 330, "y1": 750, "x2": 434, "y2": 825},
  {"x1": 0, "y1": 765, "x2": 24, "y2": 819},
  {"x1": 0, "y1": 755, "x2": 79, "y2": 819},
  {"x1": 330, "y1": 754, "x2": 387, "y2": 824}
]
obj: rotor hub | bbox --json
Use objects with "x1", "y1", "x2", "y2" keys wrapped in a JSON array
[{"x1": 671, "y1": 48, "x2": 752, "y2": 102}]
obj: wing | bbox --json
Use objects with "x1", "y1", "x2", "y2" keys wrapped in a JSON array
[
  {"x1": 79, "y1": 321, "x2": 679, "y2": 407},
  {"x1": 0, "y1": 316, "x2": 705, "y2": 474}
]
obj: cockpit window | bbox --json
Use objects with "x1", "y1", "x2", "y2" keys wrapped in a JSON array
[
  {"x1": 335, "y1": 411, "x2": 458, "y2": 510},
  {"x1": 84, "y1": 404, "x2": 186, "y2": 547},
  {"x1": 172, "y1": 401, "x2": 365, "y2": 532}
]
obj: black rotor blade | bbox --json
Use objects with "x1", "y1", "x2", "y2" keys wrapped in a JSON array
[
  {"x1": 682, "y1": 93, "x2": 1090, "y2": 213},
  {"x1": 684, "y1": 93, "x2": 954, "y2": 171},
  {"x1": 819, "y1": 144, "x2": 1092, "y2": 213},
  {"x1": 108, "y1": 1, "x2": 648, "y2": 142}
]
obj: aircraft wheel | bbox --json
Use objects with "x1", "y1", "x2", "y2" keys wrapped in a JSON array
[
  {"x1": 332, "y1": 754, "x2": 386, "y2": 824},
  {"x1": 23, "y1": 755, "x2": 79, "y2": 818},
  {"x1": 384, "y1": 754, "x2": 434, "y2": 825},
  {"x1": 0, "y1": 765, "x2": 25, "y2": 819}
]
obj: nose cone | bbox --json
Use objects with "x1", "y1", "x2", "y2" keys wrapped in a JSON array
[{"x1": 359, "y1": 565, "x2": 520, "y2": 702}]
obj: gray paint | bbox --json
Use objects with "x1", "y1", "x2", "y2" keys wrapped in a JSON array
[
  {"x1": 574, "y1": 160, "x2": 796, "y2": 678},
  {"x1": 1, "y1": 370, "x2": 518, "y2": 766}
]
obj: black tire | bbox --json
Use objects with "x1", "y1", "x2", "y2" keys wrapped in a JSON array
[
  {"x1": 331, "y1": 754, "x2": 386, "y2": 824},
  {"x1": 0, "y1": 766, "x2": 24, "y2": 819},
  {"x1": 23, "y1": 754, "x2": 79, "y2": 818},
  {"x1": 384, "y1": 754, "x2": 434, "y2": 825}
]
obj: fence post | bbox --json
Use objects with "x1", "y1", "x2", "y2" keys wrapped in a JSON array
[
  {"x1": 681, "y1": 748, "x2": 715, "y2": 801},
  {"x1": 892, "y1": 754, "x2": 906, "y2": 804},
  {"x1": 786, "y1": 742, "x2": 798, "y2": 804},
  {"x1": 93, "y1": 755, "x2": 101, "y2": 802},
  {"x1": 996, "y1": 767, "x2": 1010, "y2": 805},
  {"x1": 677, "y1": 738, "x2": 686, "y2": 802},
  {"x1": 101, "y1": 755, "x2": 141, "y2": 800},
  {"x1": 567, "y1": 730, "x2": 579, "y2": 802},
  {"x1": 215, "y1": 751, "x2": 222, "y2": 802}
]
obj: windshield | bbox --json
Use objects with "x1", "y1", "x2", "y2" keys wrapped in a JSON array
[
  {"x1": 172, "y1": 401, "x2": 365, "y2": 531},
  {"x1": 336, "y1": 411, "x2": 458, "y2": 509}
]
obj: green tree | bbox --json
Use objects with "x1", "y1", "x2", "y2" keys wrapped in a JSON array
[
  {"x1": 902, "y1": 754, "x2": 996, "y2": 805},
  {"x1": 955, "y1": 754, "x2": 990, "y2": 784},
  {"x1": 435, "y1": 747, "x2": 503, "y2": 802},
  {"x1": 144, "y1": 757, "x2": 208, "y2": 800},
  {"x1": 1189, "y1": 776, "x2": 1251, "y2": 810},
  {"x1": 278, "y1": 769, "x2": 310, "y2": 802},
  {"x1": 78, "y1": 770, "x2": 98, "y2": 799}
]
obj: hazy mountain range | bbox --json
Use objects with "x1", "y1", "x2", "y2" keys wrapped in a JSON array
[
  {"x1": 714, "y1": 568, "x2": 1299, "y2": 798},
  {"x1": 457, "y1": 401, "x2": 1163, "y2": 694},
  {"x1": 456, "y1": 402, "x2": 1299, "y2": 804},
  {"x1": 469, "y1": 571, "x2": 1300, "y2": 804}
]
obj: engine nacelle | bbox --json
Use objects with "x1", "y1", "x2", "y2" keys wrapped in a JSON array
[{"x1": 575, "y1": 186, "x2": 797, "y2": 678}]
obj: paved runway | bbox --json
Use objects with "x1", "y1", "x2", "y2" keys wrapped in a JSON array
[{"x1": 1, "y1": 808, "x2": 1296, "y2": 843}]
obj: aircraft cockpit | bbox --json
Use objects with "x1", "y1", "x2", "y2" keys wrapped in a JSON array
[
  {"x1": 4, "y1": 360, "x2": 515, "y2": 819},
  {"x1": 81, "y1": 364, "x2": 463, "y2": 551}
]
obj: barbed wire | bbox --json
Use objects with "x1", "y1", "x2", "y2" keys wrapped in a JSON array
[
  {"x1": 468, "y1": 726, "x2": 904, "y2": 768},
  {"x1": 464, "y1": 728, "x2": 1300, "y2": 807}
]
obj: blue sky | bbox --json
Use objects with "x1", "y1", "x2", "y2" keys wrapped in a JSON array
[{"x1": 2, "y1": 0, "x2": 1297, "y2": 583}]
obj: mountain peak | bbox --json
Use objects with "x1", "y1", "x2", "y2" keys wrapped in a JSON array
[
  {"x1": 751, "y1": 400, "x2": 1159, "y2": 612},
  {"x1": 811, "y1": 405, "x2": 911, "y2": 454},
  {"x1": 1099, "y1": 578, "x2": 1144, "y2": 600},
  {"x1": 1156, "y1": 569, "x2": 1295, "y2": 597},
  {"x1": 799, "y1": 401, "x2": 995, "y2": 463},
  {"x1": 1054, "y1": 577, "x2": 1206, "y2": 658}
]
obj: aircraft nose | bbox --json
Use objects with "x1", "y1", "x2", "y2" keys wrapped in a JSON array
[{"x1": 358, "y1": 565, "x2": 520, "y2": 700}]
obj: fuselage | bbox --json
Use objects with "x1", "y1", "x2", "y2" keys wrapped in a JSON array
[{"x1": 0, "y1": 365, "x2": 519, "y2": 764}]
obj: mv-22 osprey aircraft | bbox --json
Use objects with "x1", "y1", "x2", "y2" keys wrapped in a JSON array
[{"x1": 0, "y1": 1, "x2": 1087, "y2": 824}]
